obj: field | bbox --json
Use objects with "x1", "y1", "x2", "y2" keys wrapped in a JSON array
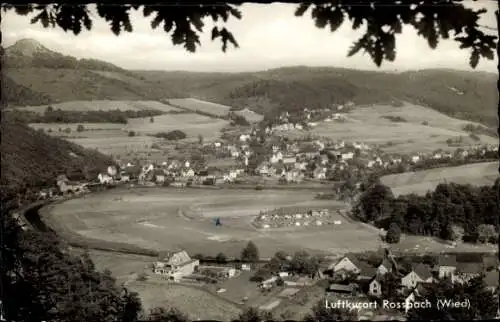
[
  {"x1": 126, "y1": 281, "x2": 242, "y2": 320},
  {"x1": 42, "y1": 187, "x2": 383, "y2": 258},
  {"x1": 169, "y1": 98, "x2": 232, "y2": 117},
  {"x1": 14, "y1": 100, "x2": 182, "y2": 113},
  {"x1": 29, "y1": 113, "x2": 229, "y2": 155},
  {"x1": 380, "y1": 162, "x2": 499, "y2": 196},
  {"x1": 308, "y1": 103, "x2": 498, "y2": 154},
  {"x1": 234, "y1": 108, "x2": 264, "y2": 123}
]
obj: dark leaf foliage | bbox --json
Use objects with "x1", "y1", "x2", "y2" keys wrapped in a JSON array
[
  {"x1": 3, "y1": 1, "x2": 495, "y2": 67},
  {"x1": 296, "y1": 0, "x2": 496, "y2": 68}
]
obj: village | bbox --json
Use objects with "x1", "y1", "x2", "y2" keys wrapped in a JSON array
[
  {"x1": 38, "y1": 115, "x2": 497, "y2": 201},
  {"x1": 141, "y1": 244, "x2": 499, "y2": 320}
]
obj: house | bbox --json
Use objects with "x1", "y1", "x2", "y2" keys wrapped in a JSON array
[
  {"x1": 98, "y1": 173, "x2": 113, "y2": 184},
  {"x1": 286, "y1": 169, "x2": 304, "y2": 183},
  {"x1": 270, "y1": 152, "x2": 283, "y2": 164},
  {"x1": 436, "y1": 255, "x2": 457, "y2": 279},
  {"x1": 453, "y1": 262, "x2": 482, "y2": 284},
  {"x1": 313, "y1": 167, "x2": 327, "y2": 180},
  {"x1": 256, "y1": 163, "x2": 270, "y2": 176},
  {"x1": 231, "y1": 150, "x2": 240, "y2": 158},
  {"x1": 214, "y1": 142, "x2": 222, "y2": 148},
  {"x1": 294, "y1": 162, "x2": 307, "y2": 170},
  {"x1": 153, "y1": 250, "x2": 199, "y2": 281},
  {"x1": 120, "y1": 174, "x2": 131, "y2": 182},
  {"x1": 181, "y1": 168, "x2": 195, "y2": 177},
  {"x1": 282, "y1": 155, "x2": 296, "y2": 165},
  {"x1": 411, "y1": 155, "x2": 420, "y2": 163},
  {"x1": 412, "y1": 263, "x2": 434, "y2": 283},
  {"x1": 239, "y1": 134, "x2": 251, "y2": 142},
  {"x1": 341, "y1": 152, "x2": 354, "y2": 161},
  {"x1": 368, "y1": 275, "x2": 383, "y2": 297},
  {"x1": 241, "y1": 264, "x2": 251, "y2": 271},
  {"x1": 402, "y1": 271, "x2": 423, "y2": 290},
  {"x1": 330, "y1": 256, "x2": 361, "y2": 274},
  {"x1": 377, "y1": 258, "x2": 393, "y2": 276}
]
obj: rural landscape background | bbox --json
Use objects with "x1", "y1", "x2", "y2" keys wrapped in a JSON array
[{"x1": 1, "y1": 2, "x2": 499, "y2": 322}]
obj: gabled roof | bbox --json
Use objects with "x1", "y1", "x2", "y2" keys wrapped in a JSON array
[
  {"x1": 379, "y1": 258, "x2": 393, "y2": 269},
  {"x1": 347, "y1": 257, "x2": 377, "y2": 277},
  {"x1": 438, "y1": 255, "x2": 457, "y2": 267},
  {"x1": 412, "y1": 263, "x2": 433, "y2": 280}
]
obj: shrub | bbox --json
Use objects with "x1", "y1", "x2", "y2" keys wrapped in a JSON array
[
  {"x1": 154, "y1": 130, "x2": 187, "y2": 141},
  {"x1": 386, "y1": 223, "x2": 401, "y2": 244},
  {"x1": 64, "y1": 127, "x2": 71, "y2": 133},
  {"x1": 128, "y1": 131, "x2": 136, "y2": 137},
  {"x1": 47, "y1": 128, "x2": 52, "y2": 133},
  {"x1": 421, "y1": 121, "x2": 429, "y2": 126},
  {"x1": 77, "y1": 124, "x2": 85, "y2": 132},
  {"x1": 136, "y1": 273, "x2": 148, "y2": 281},
  {"x1": 382, "y1": 115, "x2": 407, "y2": 122},
  {"x1": 255, "y1": 185, "x2": 264, "y2": 190}
]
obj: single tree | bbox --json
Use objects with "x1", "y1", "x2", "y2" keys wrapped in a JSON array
[
  {"x1": 215, "y1": 252, "x2": 227, "y2": 264},
  {"x1": 386, "y1": 222, "x2": 401, "y2": 244},
  {"x1": 77, "y1": 124, "x2": 85, "y2": 132},
  {"x1": 198, "y1": 134, "x2": 204, "y2": 145},
  {"x1": 241, "y1": 241, "x2": 259, "y2": 263},
  {"x1": 150, "y1": 116, "x2": 155, "y2": 123}
]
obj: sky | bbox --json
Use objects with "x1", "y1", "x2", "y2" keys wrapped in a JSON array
[{"x1": 2, "y1": 2, "x2": 498, "y2": 73}]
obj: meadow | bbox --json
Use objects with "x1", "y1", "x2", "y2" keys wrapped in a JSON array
[
  {"x1": 168, "y1": 98, "x2": 232, "y2": 117},
  {"x1": 380, "y1": 161, "x2": 498, "y2": 196},
  {"x1": 43, "y1": 187, "x2": 382, "y2": 258},
  {"x1": 15, "y1": 100, "x2": 182, "y2": 113},
  {"x1": 309, "y1": 103, "x2": 498, "y2": 154},
  {"x1": 126, "y1": 281, "x2": 242, "y2": 321},
  {"x1": 28, "y1": 112, "x2": 229, "y2": 155}
]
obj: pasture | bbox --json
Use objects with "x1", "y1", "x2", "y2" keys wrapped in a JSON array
[
  {"x1": 127, "y1": 113, "x2": 229, "y2": 139},
  {"x1": 126, "y1": 281, "x2": 242, "y2": 321},
  {"x1": 380, "y1": 162, "x2": 498, "y2": 196},
  {"x1": 29, "y1": 113, "x2": 229, "y2": 155},
  {"x1": 44, "y1": 187, "x2": 383, "y2": 258},
  {"x1": 15, "y1": 100, "x2": 182, "y2": 113},
  {"x1": 309, "y1": 103, "x2": 498, "y2": 154},
  {"x1": 168, "y1": 98, "x2": 232, "y2": 117}
]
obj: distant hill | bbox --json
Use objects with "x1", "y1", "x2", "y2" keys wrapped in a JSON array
[
  {"x1": 0, "y1": 122, "x2": 114, "y2": 194},
  {"x1": 3, "y1": 39, "x2": 497, "y2": 127},
  {"x1": 136, "y1": 67, "x2": 498, "y2": 127},
  {"x1": 2, "y1": 39, "x2": 182, "y2": 106}
]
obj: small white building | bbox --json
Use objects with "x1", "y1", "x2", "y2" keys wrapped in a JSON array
[{"x1": 98, "y1": 173, "x2": 113, "y2": 184}]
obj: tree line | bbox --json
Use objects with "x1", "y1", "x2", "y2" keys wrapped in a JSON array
[
  {"x1": 353, "y1": 179, "x2": 500, "y2": 243},
  {"x1": 5, "y1": 106, "x2": 166, "y2": 124}
]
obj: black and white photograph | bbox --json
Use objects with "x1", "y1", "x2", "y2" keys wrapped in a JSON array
[{"x1": 1, "y1": 1, "x2": 499, "y2": 321}]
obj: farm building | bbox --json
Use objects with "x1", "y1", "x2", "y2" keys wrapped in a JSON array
[{"x1": 153, "y1": 250, "x2": 199, "y2": 281}]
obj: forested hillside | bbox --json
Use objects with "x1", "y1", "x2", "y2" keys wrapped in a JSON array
[
  {"x1": 0, "y1": 122, "x2": 115, "y2": 194},
  {"x1": 136, "y1": 67, "x2": 498, "y2": 127}
]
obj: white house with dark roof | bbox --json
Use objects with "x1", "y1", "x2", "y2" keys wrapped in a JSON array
[
  {"x1": 436, "y1": 255, "x2": 457, "y2": 279},
  {"x1": 153, "y1": 250, "x2": 199, "y2": 281}
]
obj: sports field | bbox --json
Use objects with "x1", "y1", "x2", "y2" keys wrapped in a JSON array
[
  {"x1": 380, "y1": 162, "x2": 498, "y2": 196},
  {"x1": 43, "y1": 187, "x2": 382, "y2": 258}
]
